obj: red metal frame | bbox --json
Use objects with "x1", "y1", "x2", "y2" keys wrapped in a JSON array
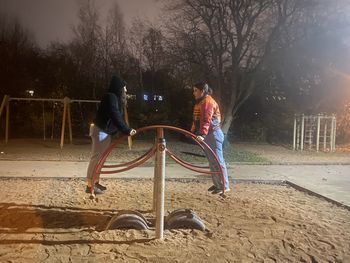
[
  {"x1": 90, "y1": 125, "x2": 226, "y2": 194},
  {"x1": 102, "y1": 146, "x2": 156, "y2": 169},
  {"x1": 166, "y1": 149, "x2": 218, "y2": 174}
]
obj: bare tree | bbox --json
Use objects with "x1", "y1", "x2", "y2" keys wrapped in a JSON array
[
  {"x1": 71, "y1": 0, "x2": 101, "y2": 98},
  {"x1": 98, "y1": 2, "x2": 128, "y2": 86},
  {"x1": 0, "y1": 15, "x2": 37, "y2": 97},
  {"x1": 164, "y1": 0, "x2": 342, "y2": 134},
  {"x1": 128, "y1": 18, "x2": 148, "y2": 93},
  {"x1": 142, "y1": 26, "x2": 165, "y2": 94}
]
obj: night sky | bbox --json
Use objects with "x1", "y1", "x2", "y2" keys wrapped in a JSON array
[{"x1": 0, "y1": 0, "x2": 161, "y2": 47}]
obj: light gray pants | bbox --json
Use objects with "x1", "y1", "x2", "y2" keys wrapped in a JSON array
[{"x1": 86, "y1": 124, "x2": 111, "y2": 187}]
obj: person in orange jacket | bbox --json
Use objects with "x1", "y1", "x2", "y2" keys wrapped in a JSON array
[{"x1": 191, "y1": 82, "x2": 230, "y2": 194}]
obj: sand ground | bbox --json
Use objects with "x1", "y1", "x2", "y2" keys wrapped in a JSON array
[
  {"x1": 0, "y1": 178, "x2": 350, "y2": 262},
  {"x1": 0, "y1": 139, "x2": 350, "y2": 262}
]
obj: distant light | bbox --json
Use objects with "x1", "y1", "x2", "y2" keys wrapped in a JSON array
[
  {"x1": 126, "y1": 94, "x2": 136, "y2": 100},
  {"x1": 26, "y1": 90, "x2": 34, "y2": 96},
  {"x1": 153, "y1": 95, "x2": 164, "y2": 101},
  {"x1": 143, "y1": 94, "x2": 164, "y2": 102}
]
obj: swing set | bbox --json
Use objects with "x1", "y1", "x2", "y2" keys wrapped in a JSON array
[{"x1": 0, "y1": 95, "x2": 132, "y2": 149}]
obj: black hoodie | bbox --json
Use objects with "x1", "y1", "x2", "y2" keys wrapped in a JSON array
[{"x1": 94, "y1": 75, "x2": 131, "y2": 135}]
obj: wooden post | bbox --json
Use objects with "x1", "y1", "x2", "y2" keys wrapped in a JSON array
[
  {"x1": 51, "y1": 103, "x2": 55, "y2": 140},
  {"x1": 60, "y1": 97, "x2": 68, "y2": 149},
  {"x1": 42, "y1": 102, "x2": 46, "y2": 140},
  {"x1": 5, "y1": 98, "x2": 10, "y2": 144},
  {"x1": 0, "y1": 95, "x2": 10, "y2": 143},
  {"x1": 67, "y1": 98, "x2": 73, "y2": 144},
  {"x1": 0, "y1": 95, "x2": 9, "y2": 119},
  {"x1": 124, "y1": 105, "x2": 132, "y2": 150}
]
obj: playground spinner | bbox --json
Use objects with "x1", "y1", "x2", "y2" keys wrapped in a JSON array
[{"x1": 90, "y1": 125, "x2": 226, "y2": 239}]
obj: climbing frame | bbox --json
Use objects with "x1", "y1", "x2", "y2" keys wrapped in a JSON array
[{"x1": 293, "y1": 114, "x2": 336, "y2": 152}]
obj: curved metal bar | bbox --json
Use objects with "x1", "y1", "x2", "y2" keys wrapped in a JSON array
[
  {"x1": 91, "y1": 134, "x2": 130, "y2": 190},
  {"x1": 166, "y1": 149, "x2": 220, "y2": 175},
  {"x1": 166, "y1": 148, "x2": 211, "y2": 171},
  {"x1": 103, "y1": 146, "x2": 155, "y2": 168},
  {"x1": 100, "y1": 146, "x2": 156, "y2": 174},
  {"x1": 134, "y1": 125, "x2": 225, "y2": 189},
  {"x1": 91, "y1": 125, "x2": 226, "y2": 194}
]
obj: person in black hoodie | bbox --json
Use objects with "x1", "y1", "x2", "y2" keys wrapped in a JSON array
[{"x1": 86, "y1": 75, "x2": 137, "y2": 194}]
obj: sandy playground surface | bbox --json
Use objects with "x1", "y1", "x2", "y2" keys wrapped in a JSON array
[
  {"x1": 0, "y1": 177, "x2": 349, "y2": 262},
  {"x1": 0, "y1": 139, "x2": 350, "y2": 262}
]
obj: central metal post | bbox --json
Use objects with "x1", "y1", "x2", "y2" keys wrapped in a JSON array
[{"x1": 155, "y1": 128, "x2": 166, "y2": 239}]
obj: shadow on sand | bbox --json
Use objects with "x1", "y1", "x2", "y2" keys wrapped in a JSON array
[{"x1": 0, "y1": 202, "x2": 155, "y2": 245}]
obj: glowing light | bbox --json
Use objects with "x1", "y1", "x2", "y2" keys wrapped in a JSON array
[{"x1": 26, "y1": 90, "x2": 34, "y2": 96}]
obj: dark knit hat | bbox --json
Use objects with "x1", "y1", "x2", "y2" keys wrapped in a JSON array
[{"x1": 108, "y1": 75, "x2": 127, "y2": 97}]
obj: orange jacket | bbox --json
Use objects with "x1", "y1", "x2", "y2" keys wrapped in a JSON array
[{"x1": 191, "y1": 95, "x2": 221, "y2": 136}]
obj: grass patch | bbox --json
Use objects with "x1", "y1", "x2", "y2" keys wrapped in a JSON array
[
  {"x1": 163, "y1": 141, "x2": 269, "y2": 163},
  {"x1": 224, "y1": 147, "x2": 268, "y2": 163}
]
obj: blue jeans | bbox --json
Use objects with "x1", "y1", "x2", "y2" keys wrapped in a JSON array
[
  {"x1": 86, "y1": 124, "x2": 111, "y2": 187},
  {"x1": 204, "y1": 128, "x2": 229, "y2": 190}
]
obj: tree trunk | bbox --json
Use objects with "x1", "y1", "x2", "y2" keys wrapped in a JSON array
[
  {"x1": 221, "y1": 89, "x2": 237, "y2": 135},
  {"x1": 221, "y1": 75, "x2": 256, "y2": 135},
  {"x1": 221, "y1": 113, "x2": 233, "y2": 135}
]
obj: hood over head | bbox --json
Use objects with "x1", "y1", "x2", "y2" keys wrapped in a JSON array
[{"x1": 108, "y1": 75, "x2": 127, "y2": 97}]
